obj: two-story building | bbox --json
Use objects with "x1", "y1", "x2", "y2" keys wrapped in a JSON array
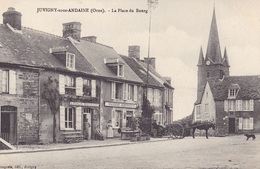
[
  {"x1": 64, "y1": 25, "x2": 144, "y2": 137},
  {"x1": 194, "y1": 8, "x2": 260, "y2": 136},
  {"x1": 121, "y1": 46, "x2": 174, "y2": 125},
  {"x1": 0, "y1": 7, "x2": 101, "y2": 144}
]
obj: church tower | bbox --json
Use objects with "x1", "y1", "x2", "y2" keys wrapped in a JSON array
[{"x1": 197, "y1": 8, "x2": 230, "y2": 98}]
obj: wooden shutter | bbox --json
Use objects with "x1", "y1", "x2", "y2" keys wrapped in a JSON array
[
  {"x1": 0, "y1": 69, "x2": 2, "y2": 93},
  {"x1": 111, "y1": 109, "x2": 116, "y2": 127},
  {"x1": 91, "y1": 80, "x2": 96, "y2": 97},
  {"x1": 133, "y1": 85, "x2": 137, "y2": 101},
  {"x1": 122, "y1": 110, "x2": 126, "y2": 127},
  {"x1": 111, "y1": 82, "x2": 115, "y2": 99},
  {"x1": 59, "y1": 74, "x2": 65, "y2": 94},
  {"x1": 249, "y1": 117, "x2": 254, "y2": 130},
  {"x1": 76, "y1": 77, "x2": 83, "y2": 96},
  {"x1": 60, "y1": 106, "x2": 65, "y2": 130},
  {"x1": 9, "y1": 70, "x2": 16, "y2": 94},
  {"x1": 224, "y1": 100, "x2": 228, "y2": 112},
  {"x1": 75, "y1": 107, "x2": 82, "y2": 130},
  {"x1": 238, "y1": 118, "x2": 243, "y2": 129},
  {"x1": 249, "y1": 100, "x2": 254, "y2": 111},
  {"x1": 123, "y1": 83, "x2": 128, "y2": 100}
]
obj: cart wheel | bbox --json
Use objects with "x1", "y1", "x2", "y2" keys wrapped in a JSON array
[{"x1": 168, "y1": 123, "x2": 184, "y2": 139}]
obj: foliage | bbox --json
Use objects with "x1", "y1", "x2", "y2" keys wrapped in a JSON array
[
  {"x1": 139, "y1": 93, "x2": 155, "y2": 134},
  {"x1": 42, "y1": 76, "x2": 61, "y2": 114},
  {"x1": 130, "y1": 117, "x2": 139, "y2": 131},
  {"x1": 42, "y1": 76, "x2": 61, "y2": 143}
]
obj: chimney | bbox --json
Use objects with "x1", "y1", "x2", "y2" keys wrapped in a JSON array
[
  {"x1": 62, "y1": 22, "x2": 81, "y2": 41},
  {"x1": 3, "y1": 7, "x2": 22, "y2": 30},
  {"x1": 81, "y1": 36, "x2": 97, "y2": 43},
  {"x1": 144, "y1": 57, "x2": 156, "y2": 69},
  {"x1": 128, "y1": 45, "x2": 140, "y2": 60}
]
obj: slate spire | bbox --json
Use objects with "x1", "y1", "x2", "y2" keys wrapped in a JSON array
[
  {"x1": 197, "y1": 46, "x2": 204, "y2": 66},
  {"x1": 223, "y1": 47, "x2": 230, "y2": 67},
  {"x1": 205, "y1": 8, "x2": 222, "y2": 64}
]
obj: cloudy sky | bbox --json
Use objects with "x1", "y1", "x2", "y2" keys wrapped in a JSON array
[{"x1": 1, "y1": 0, "x2": 260, "y2": 120}]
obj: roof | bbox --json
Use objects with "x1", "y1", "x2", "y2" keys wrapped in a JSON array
[
  {"x1": 196, "y1": 75, "x2": 260, "y2": 104},
  {"x1": 0, "y1": 24, "x2": 97, "y2": 74},
  {"x1": 139, "y1": 61, "x2": 174, "y2": 89},
  {"x1": 120, "y1": 55, "x2": 164, "y2": 88},
  {"x1": 205, "y1": 9, "x2": 222, "y2": 64},
  {"x1": 72, "y1": 39, "x2": 143, "y2": 83}
]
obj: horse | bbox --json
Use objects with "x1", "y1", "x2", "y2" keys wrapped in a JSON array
[{"x1": 191, "y1": 121, "x2": 215, "y2": 139}]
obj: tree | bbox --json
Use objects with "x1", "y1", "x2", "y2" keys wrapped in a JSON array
[
  {"x1": 42, "y1": 76, "x2": 61, "y2": 143},
  {"x1": 139, "y1": 93, "x2": 154, "y2": 134}
]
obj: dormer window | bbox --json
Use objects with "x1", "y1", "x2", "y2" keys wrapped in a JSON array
[
  {"x1": 117, "y1": 64, "x2": 124, "y2": 77},
  {"x1": 66, "y1": 52, "x2": 75, "y2": 70},
  {"x1": 104, "y1": 58, "x2": 125, "y2": 77},
  {"x1": 228, "y1": 84, "x2": 240, "y2": 99}
]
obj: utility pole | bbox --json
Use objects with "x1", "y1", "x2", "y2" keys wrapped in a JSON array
[{"x1": 146, "y1": 0, "x2": 158, "y2": 97}]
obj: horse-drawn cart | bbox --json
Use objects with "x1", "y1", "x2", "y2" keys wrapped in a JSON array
[{"x1": 157, "y1": 121, "x2": 215, "y2": 139}]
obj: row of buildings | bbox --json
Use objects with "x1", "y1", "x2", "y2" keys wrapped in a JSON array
[
  {"x1": 193, "y1": 8, "x2": 260, "y2": 136},
  {"x1": 0, "y1": 7, "x2": 174, "y2": 144}
]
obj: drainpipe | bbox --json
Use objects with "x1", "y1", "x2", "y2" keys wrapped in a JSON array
[{"x1": 38, "y1": 70, "x2": 41, "y2": 143}]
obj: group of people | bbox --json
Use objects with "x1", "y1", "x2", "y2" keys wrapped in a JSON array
[
  {"x1": 83, "y1": 119, "x2": 114, "y2": 141},
  {"x1": 152, "y1": 120, "x2": 166, "y2": 137}
]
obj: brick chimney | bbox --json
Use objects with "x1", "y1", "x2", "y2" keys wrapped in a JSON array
[
  {"x1": 3, "y1": 7, "x2": 22, "y2": 30},
  {"x1": 82, "y1": 36, "x2": 97, "y2": 43},
  {"x1": 128, "y1": 45, "x2": 140, "y2": 60},
  {"x1": 62, "y1": 22, "x2": 81, "y2": 41},
  {"x1": 144, "y1": 57, "x2": 156, "y2": 70}
]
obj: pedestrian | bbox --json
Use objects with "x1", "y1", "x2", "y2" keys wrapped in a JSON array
[
  {"x1": 95, "y1": 125, "x2": 104, "y2": 141},
  {"x1": 107, "y1": 120, "x2": 113, "y2": 138},
  {"x1": 84, "y1": 119, "x2": 91, "y2": 140},
  {"x1": 152, "y1": 120, "x2": 158, "y2": 137}
]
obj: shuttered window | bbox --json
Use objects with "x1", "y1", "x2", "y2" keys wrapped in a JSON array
[
  {"x1": 76, "y1": 77, "x2": 83, "y2": 96},
  {"x1": 134, "y1": 85, "x2": 137, "y2": 101}
]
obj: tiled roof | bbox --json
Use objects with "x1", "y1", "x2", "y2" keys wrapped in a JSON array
[
  {"x1": 196, "y1": 76, "x2": 260, "y2": 104},
  {"x1": 0, "y1": 24, "x2": 97, "y2": 74},
  {"x1": 73, "y1": 40, "x2": 143, "y2": 83},
  {"x1": 139, "y1": 61, "x2": 174, "y2": 89},
  {"x1": 120, "y1": 55, "x2": 163, "y2": 88}
]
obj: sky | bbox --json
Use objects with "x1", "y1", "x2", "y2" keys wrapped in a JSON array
[{"x1": 1, "y1": 0, "x2": 260, "y2": 120}]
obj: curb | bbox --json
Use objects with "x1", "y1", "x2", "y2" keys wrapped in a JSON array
[{"x1": 0, "y1": 138, "x2": 171, "y2": 155}]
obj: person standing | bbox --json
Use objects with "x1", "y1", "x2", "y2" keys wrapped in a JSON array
[
  {"x1": 84, "y1": 119, "x2": 91, "y2": 140},
  {"x1": 107, "y1": 120, "x2": 113, "y2": 138}
]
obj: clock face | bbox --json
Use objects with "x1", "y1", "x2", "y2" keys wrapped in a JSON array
[{"x1": 206, "y1": 61, "x2": 210, "y2": 65}]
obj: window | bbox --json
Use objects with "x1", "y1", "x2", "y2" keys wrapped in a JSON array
[
  {"x1": 196, "y1": 105, "x2": 201, "y2": 116},
  {"x1": 66, "y1": 53, "x2": 75, "y2": 70},
  {"x1": 65, "y1": 76, "x2": 75, "y2": 95},
  {"x1": 242, "y1": 100, "x2": 253, "y2": 111},
  {"x1": 239, "y1": 117, "x2": 253, "y2": 130},
  {"x1": 206, "y1": 72, "x2": 210, "y2": 78},
  {"x1": 112, "y1": 110, "x2": 123, "y2": 128},
  {"x1": 228, "y1": 100, "x2": 236, "y2": 111},
  {"x1": 83, "y1": 79, "x2": 96, "y2": 97},
  {"x1": 117, "y1": 65, "x2": 124, "y2": 77},
  {"x1": 154, "y1": 89, "x2": 160, "y2": 106},
  {"x1": 111, "y1": 82, "x2": 123, "y2": 100},
  {"x1": 2, "y1": 70, "x2": 9, "y2": 93},
  {"x1": 128, "y1": 84, "x2": 134, "y2": 101},
  {"x1": 0, "y1": 70, "x2": 16, "y2": 94},
  {"x1": 65, "y1": 107, "x2": 75, "y2": 129},
  {"x1": 153, "y1": 111, "x2": 163, "y2": 125},
  {"x1": 205, "y1": 103, "x2": 209, "y2": 113}
]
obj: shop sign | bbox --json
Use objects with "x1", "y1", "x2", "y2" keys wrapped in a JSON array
[
  {"x1": 104, "y1": 102, "x2": 138, "y2": 109},
  {"x1": 70, "y1": 102, "x2": 99, "y2": 107}
]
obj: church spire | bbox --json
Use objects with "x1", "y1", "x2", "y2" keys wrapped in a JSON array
[
  {"x1": 223, "y1": 47, "x2": 230, "y2": 67},
  {"x1": 205, "y1": 8, "x2": 222, "y2": 64},
  {"x1": 197, "y1": 46, "x2": 204, "y2": 66}
]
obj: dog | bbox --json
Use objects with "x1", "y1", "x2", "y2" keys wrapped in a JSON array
[{"x1": 244, "y1": 133, "x2": 256, "y2": 140}]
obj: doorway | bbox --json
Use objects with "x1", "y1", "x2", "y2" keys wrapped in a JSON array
[
  {"x1": 228, "y1": 118, "x2": 235, "y2": 133},
  {"x1": 83, "y1": 108, "x2": 93, "y2": 139},
  {"x1": 1, "y1": 106, "x2": 17, "y2": 144}
]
